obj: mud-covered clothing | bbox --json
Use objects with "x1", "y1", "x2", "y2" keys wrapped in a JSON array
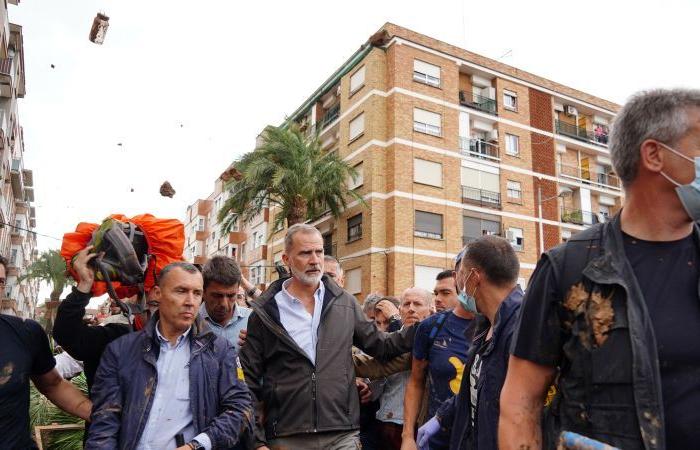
[
  {"x1": 511, "y1": 214, "x2": 700, "y2": 449},
  {"x1": 0, "y1": 315, "x2": 56, "y2": 450}
]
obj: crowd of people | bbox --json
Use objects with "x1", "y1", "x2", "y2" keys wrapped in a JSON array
[{"x1": 1, "y1": 88, "x2": 700, "y2": 450}]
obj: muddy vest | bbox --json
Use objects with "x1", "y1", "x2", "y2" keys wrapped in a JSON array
[{"x1": 543, "y1": 215, "x2": 679, "y2": 450}]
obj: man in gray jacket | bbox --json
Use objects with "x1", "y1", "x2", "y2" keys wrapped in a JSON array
[{"x1": 241, "y1": 224, "x2": 416, "y2": 450}]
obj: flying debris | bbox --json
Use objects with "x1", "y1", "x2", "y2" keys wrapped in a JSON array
[
  {"x1": 179, "y1": 123, "x2": 184, "y2": 128},
  {"x1": 50, "y1": 64, "x2": 55, "y2": 69},
  {"x1": 130, "y1": 188, "x2": 134, "y2": 193},
  {"x1": 89, "y1": 13, "x2": 110, "y2": 45},
  {"x1": 117, "y1": 143, "x2": 123, "y2": 147},
  {"x1": 159, "y1": 181, "x2": 176, "y2": 198}
]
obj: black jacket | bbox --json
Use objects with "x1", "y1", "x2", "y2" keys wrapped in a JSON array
[
  {"x1": 53, "y1": 288, "x2": 130, "y2": 391},
  {"x1": 436, "y1": 287, "x2": 523, "y2": 449},
  {"x1": 240, "y1": 275, "x2": 416, "y2": 447}
]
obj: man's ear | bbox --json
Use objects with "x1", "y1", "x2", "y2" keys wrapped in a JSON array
[{"x1": 640, "y1": 139, "x2": 665, "y2": 173}]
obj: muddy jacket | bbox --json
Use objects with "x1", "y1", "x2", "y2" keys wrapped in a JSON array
[
  {"x1": 87, "y1": 313, "x2": 254, "y2": 450},
  {"x1": 542, "y1": 214, "x2": 686, "y2": 450},
  {"x1": 436, "y1": 287, "x2": 522, "y2": 450},
  {"x1": 240, "y1": 275, "x2": 416, "y2": 447}
]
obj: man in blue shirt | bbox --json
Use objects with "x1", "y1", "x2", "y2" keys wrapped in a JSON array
[
  {"x1": 199, "y1": 256, "x2": 252, "y2": 352},
  {"x1": 88, "y1": 262, "x2": 253, "y2": 450}
]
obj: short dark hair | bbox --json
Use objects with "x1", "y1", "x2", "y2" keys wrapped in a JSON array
[
  {"x1": 463, "y1": 235, "x2": 519, "y2": 286},
  {"x1": 0, "y1": 255, "x2": 7, "y2": 274},
  {"x1": 158, "y1": 261, "x2": 200, "y2": 287},
  {"x1": 201, "y1": 256, "x2": 242, "y2": 289},
  {"x1": 436, "y1": 269, "x2": 455, "y2": 281}
]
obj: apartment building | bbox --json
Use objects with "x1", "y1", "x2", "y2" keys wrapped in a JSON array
[
  {"x1": 184, "y1": 166, "x2": 271, "y2": 289},
  {"x1": 188, "y1": 23, "x2": 621, "y2": 301},
  {"x1": 0, "y1": 1, "x2": 39, "y2": 318}
]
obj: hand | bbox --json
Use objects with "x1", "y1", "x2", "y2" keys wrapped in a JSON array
[
  {"x1": 355, "y1": 377, "x2": 372, "y2": 404},
  {"x1": 238, "y1": 329, "x2": 248, "y2": 348},
  {"x1": 417, "y1": 416, "x2": 440, "y2": 450},
  {"x1": 400, "y1": 437, "x2": 418, "y2": 450},
  {"x1": 73, "y1": 246, "x2": 98, "y2": 294},
  {"x1": 375, "y1": 300, "x2": 400, "y2": 320}
]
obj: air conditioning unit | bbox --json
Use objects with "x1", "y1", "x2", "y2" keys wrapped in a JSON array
[
  {"x1": 565, "y1": 105, "x2": 578, "y2": 116},
  {"x1": 487, "y1": 129, "x2": 499, "y2": 141}
]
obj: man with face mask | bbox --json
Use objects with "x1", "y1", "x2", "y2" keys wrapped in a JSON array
[
  {"x1": 500, "y1": 89, "x2": 700, "y2": 450},
  {"x1": 241, "y1": 224, "x2": 416, "y2": 450},
  {"x1": 416, "y1": 236, "x2": 522, "y2": 449}
]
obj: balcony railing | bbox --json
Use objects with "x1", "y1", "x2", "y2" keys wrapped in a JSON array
[
  {"x1": 459, "y1": 91, "x2": 497, "y2": 115},
  {"x1": 461, "y1": 186, "x2": 501, "y2": 209},
  {"x1": 316, "y1": 103, "x2": 340, "y2": 130},
  {"x1": 555, "y1": 120, "x2": 609, "y2": 147},
  {"x1": 459, "y1": 137, "x2": 500, "y2": 161},
  {"x1": 561, "y1": 207, "x2": 602, "y2": 225},
  {"x1": 0, "y1": 58, "x2": 11, "y2": 77},
  {"x1": 558, "y1": 162, "x2": 621, "y2": 189}
]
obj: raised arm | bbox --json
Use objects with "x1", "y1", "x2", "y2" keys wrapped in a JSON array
[{"x1": 352, "y1": 300, "x2": 416, "y2": 361}]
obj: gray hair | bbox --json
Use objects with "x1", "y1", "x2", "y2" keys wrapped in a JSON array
[
  {"x1": 610, "y1": 88, "x2": 700, "y2": 186},
  {"x1": 401, "y1": 287, "x2": 434, "y2": 308},
  {"x1": 323, "y1": 255, "x2": 343, "y2": 276},
  {"x1": 362, "y1": 293, "x2": 383, "y2": 315},
  {"x1": 158, "y1": 261, "x2": 200, "y2": 287},
  {"x1": 284, "y1": 223, "x2": 322, "y2": 252}
]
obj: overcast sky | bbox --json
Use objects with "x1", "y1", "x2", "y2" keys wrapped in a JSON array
[{"x1": 8, "y1": 0, "x2": 699, "y2": 300}]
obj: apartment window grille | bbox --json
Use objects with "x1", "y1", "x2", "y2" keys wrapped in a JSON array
[
  {"x1": 415, "y1": 210, "x2": 443, "y2": 239},
  {"x1": 507, "y1": 180, "x2": 522, "y2": 201},
  {"x1": 413, "y1": 60, "x2": 441, "y2": 87},
  {"x1": 347, "y1": 213, "x2": 363, "y2": 242}
]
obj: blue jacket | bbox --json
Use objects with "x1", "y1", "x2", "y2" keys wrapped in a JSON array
[
  {"x1": 86, "y1": 314, "x2": 254, "y2": 450},
  {"x1": 436, "y1": 286, "x2": 523, "y2": 449}
]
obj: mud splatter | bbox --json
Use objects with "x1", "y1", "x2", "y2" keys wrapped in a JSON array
[
  {"x1": 564, "y1": 283, "x2": 588, "y2": 313},
  {"x1": 144, "y1": 377, "x2": 155, "y2": 398},
  {"x1": 0, "y1": 362, "x2": 14, "y2": 384},
  {"x1": 590, "y1": 290, "x2": 614, "y2": 346}
]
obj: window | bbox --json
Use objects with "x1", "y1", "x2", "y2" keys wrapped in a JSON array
[
  {"x1": 413, "y1": 60, "x2": 441, "y2": 87},
  {"x1": 345, "y1": 268, "x2": 362, "y2": 294},
  {"x1": 462, "y1": 216, "x2": 501, "y2": 244},
  {"x1": 507, "y1": 227, "x2": 524, "y2": 251},
  {"x1": 503, "y1": 90, "x2": 518, "y2": 110},
  {"x1": 211, "y1": 231, "x2": 216, "y2": 242},
  {"x1": 252, "y1": 231, "x2": 259, "y2": 248},
  {"x1": 10, "y1": 248, "x2": 17, "y2": 265},
  {"x1": 349, "y1": 113, "x2": 365, "y2": 142},
  {"x1": 415, "y1": 266, "x2": 443, "y2": 291},
  {"x1": 415, "y1": 210, "x2": 443, "y2": 239},
  {"x1": 197, "y1": 217, "x2": 205, "y2": 232},
  {"x1": 507, "y1": 180, "x2": 522, "y2": 201},
  {"x1": 505, "y1": 134, "x2": 520, "y2": 156},
  {"x1": 350, "y1": 66, "x2": 365, "y2": 94},
  {"x1": 599, "y1": 205, "x2": 610, "y2": 220},
  {"x1": 413, "y1": 108, "x2": 442, "y2": 137},
  {"x1": 414, "y1": 158, "x2": 442, "y2": 187},
  {"x1": 347, "y1": 213, "x2": 363, "y2": 242},
  {"x1": 461, "y1": 167, "x2": 500, "y2": 192},
  {"x1": 250, "y1": 265, "x2": 265, "y2": 285},
  {"x1": 348, "y1": 162, "x2": 363, "y2": 190}
]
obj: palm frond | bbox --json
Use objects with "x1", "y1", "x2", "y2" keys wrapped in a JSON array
[{"x1": 30, "y1": 373, "x2": 87, "y2": 449}]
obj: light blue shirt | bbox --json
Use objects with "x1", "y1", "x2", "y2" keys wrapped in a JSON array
[
  {"x1": 376, "y1": 371, "x2": 410, "y2": 425},
  {"x1": 136, "y1": 323, "x2": 211, "y2": 450},
  {"x1": 274, "y1": 278, "x2": 325, "y2": 364},
  {"x1": 198, "y1": 303, "x2": 252, "y2": 353}
]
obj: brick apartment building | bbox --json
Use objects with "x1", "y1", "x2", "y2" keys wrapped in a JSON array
[
  {"x1": 0, "y1": 1, "x2": 39, "y2": 318},
  {"x1": 185, "y1": 23, "x2": 621, "y2": 300}
]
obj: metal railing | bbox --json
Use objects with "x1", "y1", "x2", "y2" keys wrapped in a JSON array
[
  {"x1": 317, "y1": 103, "x2": 340, "y2": 130},
  {"x1": 555, "y1": 120, "x2": 609, "y2": 147},
  {"x1": 558, "y1": 162, "x2": 621, "y2": 189},
  {"x1": 459, "y1": 137, "x2": 500, "y2": 160},
  {"x1": 560, "y1": 207, "x2": 601, "y2": 225},
  {"x1": 461, "y1": 186, "x2": 501, "y2": 208},
  {"x1": 459, "y1": 91, "x2": 497, "y2": 115}
]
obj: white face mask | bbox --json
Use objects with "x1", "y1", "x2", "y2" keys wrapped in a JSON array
[{"x1": 659, "y1": 142, "x2": 700, "y2": 221}]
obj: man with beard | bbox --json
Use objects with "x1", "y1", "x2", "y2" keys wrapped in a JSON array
[{"x1": 241, "y1": 224, "x2": 416, "y2": 450}]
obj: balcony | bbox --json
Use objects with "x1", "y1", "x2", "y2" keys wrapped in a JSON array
[
  {"x1": 316, "y1": 103, "x2": 340, "y2": 131},
  {"x1": 248, "y1": 244, "x2": 268, "y2": 263},
  {"x1": 459, "y1": 137, "x2": 500, "y2": 161},
  {"x1": 195, "y1": 230, "x2": 210, "y2": 241},
  {"x1": 561, "y1": 207, "x2": 602, "y2": 226},
  {"x1": 555, "y1": 120, "x2": 609, "y2": 147},
  {"x1": 10, "y1": 158, "x2": 24, "y2": 200},
  {"x1": 459, "y1": 91, "x2": 497, "y2": 115},
  {"x1": 461, "y1": 186, "x2": 501, "y2": 209},
  {"x1": 558, "y1": 162, "x2": 621, "y2": 190},
  {"x1": 228, "y1": 231, "x2": 246, "y2": 245}
]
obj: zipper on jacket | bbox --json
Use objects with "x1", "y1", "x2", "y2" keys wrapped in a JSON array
[{"x1": 311, "y1": 371, "x2": 318, "y2": 432}]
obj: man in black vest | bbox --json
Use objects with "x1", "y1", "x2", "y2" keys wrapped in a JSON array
[{"x1": 500, "y1": 89, "x2": 700, "y2": 450}]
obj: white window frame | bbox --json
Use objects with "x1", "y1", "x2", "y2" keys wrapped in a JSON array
[
  {"x1": 506, "y1": 227, "x2": 524, "y2": 251},
  {"x1": 413, "y1": 158, "x2": 443, "y2": 187},
  {"x1": 350, "y1": 66, "x2": 366, "y2": 94},
  {"x1": 345, "y1": 268, "x2": 362, "y2": 295},
  {"x1": 413, "y1": 108, "x2": 442, "y2": 137},
  {"x1": 503, "y1": 91, "x2": 518, "y2": 111},
  {"x1": 413, "y1": 60, "x2": 441, "y2": 88},
  {"x1": 348, "y1": 162, "x2": 364, "y2": 190},
  {"x1": 505, "y1": 134, "x2": 520, "y2": 156},
  {"x1": 349, "y1": 113, "x2": 365, "y2": 142},
  {"x1": 506, "y1": 180, "x2": 522, "y2": 201}
]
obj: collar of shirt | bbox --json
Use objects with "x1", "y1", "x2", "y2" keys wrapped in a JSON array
[
  {"x1": 278, "y1": 278, "x2": 326, "y2": 305},
  {"x1": 198, "y1": 303, "x2": 246, "y2": 329},
  {"x1": 155, "y1": 321, "x2": 192, "y2": 349}
]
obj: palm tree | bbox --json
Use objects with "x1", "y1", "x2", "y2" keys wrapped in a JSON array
[
  {"x1": 218, "y1": 123, "x2": 364, "y2": 231},
  {"x1": 19, "y1": 249, "x2": 71, "y2": 335}
]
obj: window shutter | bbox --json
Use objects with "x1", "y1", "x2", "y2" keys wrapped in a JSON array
[
  {"x1": 413, "y1": 108, "x2": 441, "y2": 127},
  {"x1": 415, "y1": 211, "x2": 443, "y2": 236},
  {"x1": 414, "y1": 159, "x2": 442, "y2": 187},
  {"x1": 345, "y1": 268, "x2": 362, "y2": 294},
  {"x1": 350, "y1": 66, "x2": 365, "y2": 93},
  {"x1": 414, "y1": 265, "x2": 443, "y2": 291},
  {"x1": 349, "y1": 113, "x2": 365, "y2": 140},
  {"x1": 414, "y1": 60, "x2": 440, "y2": 79}
]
